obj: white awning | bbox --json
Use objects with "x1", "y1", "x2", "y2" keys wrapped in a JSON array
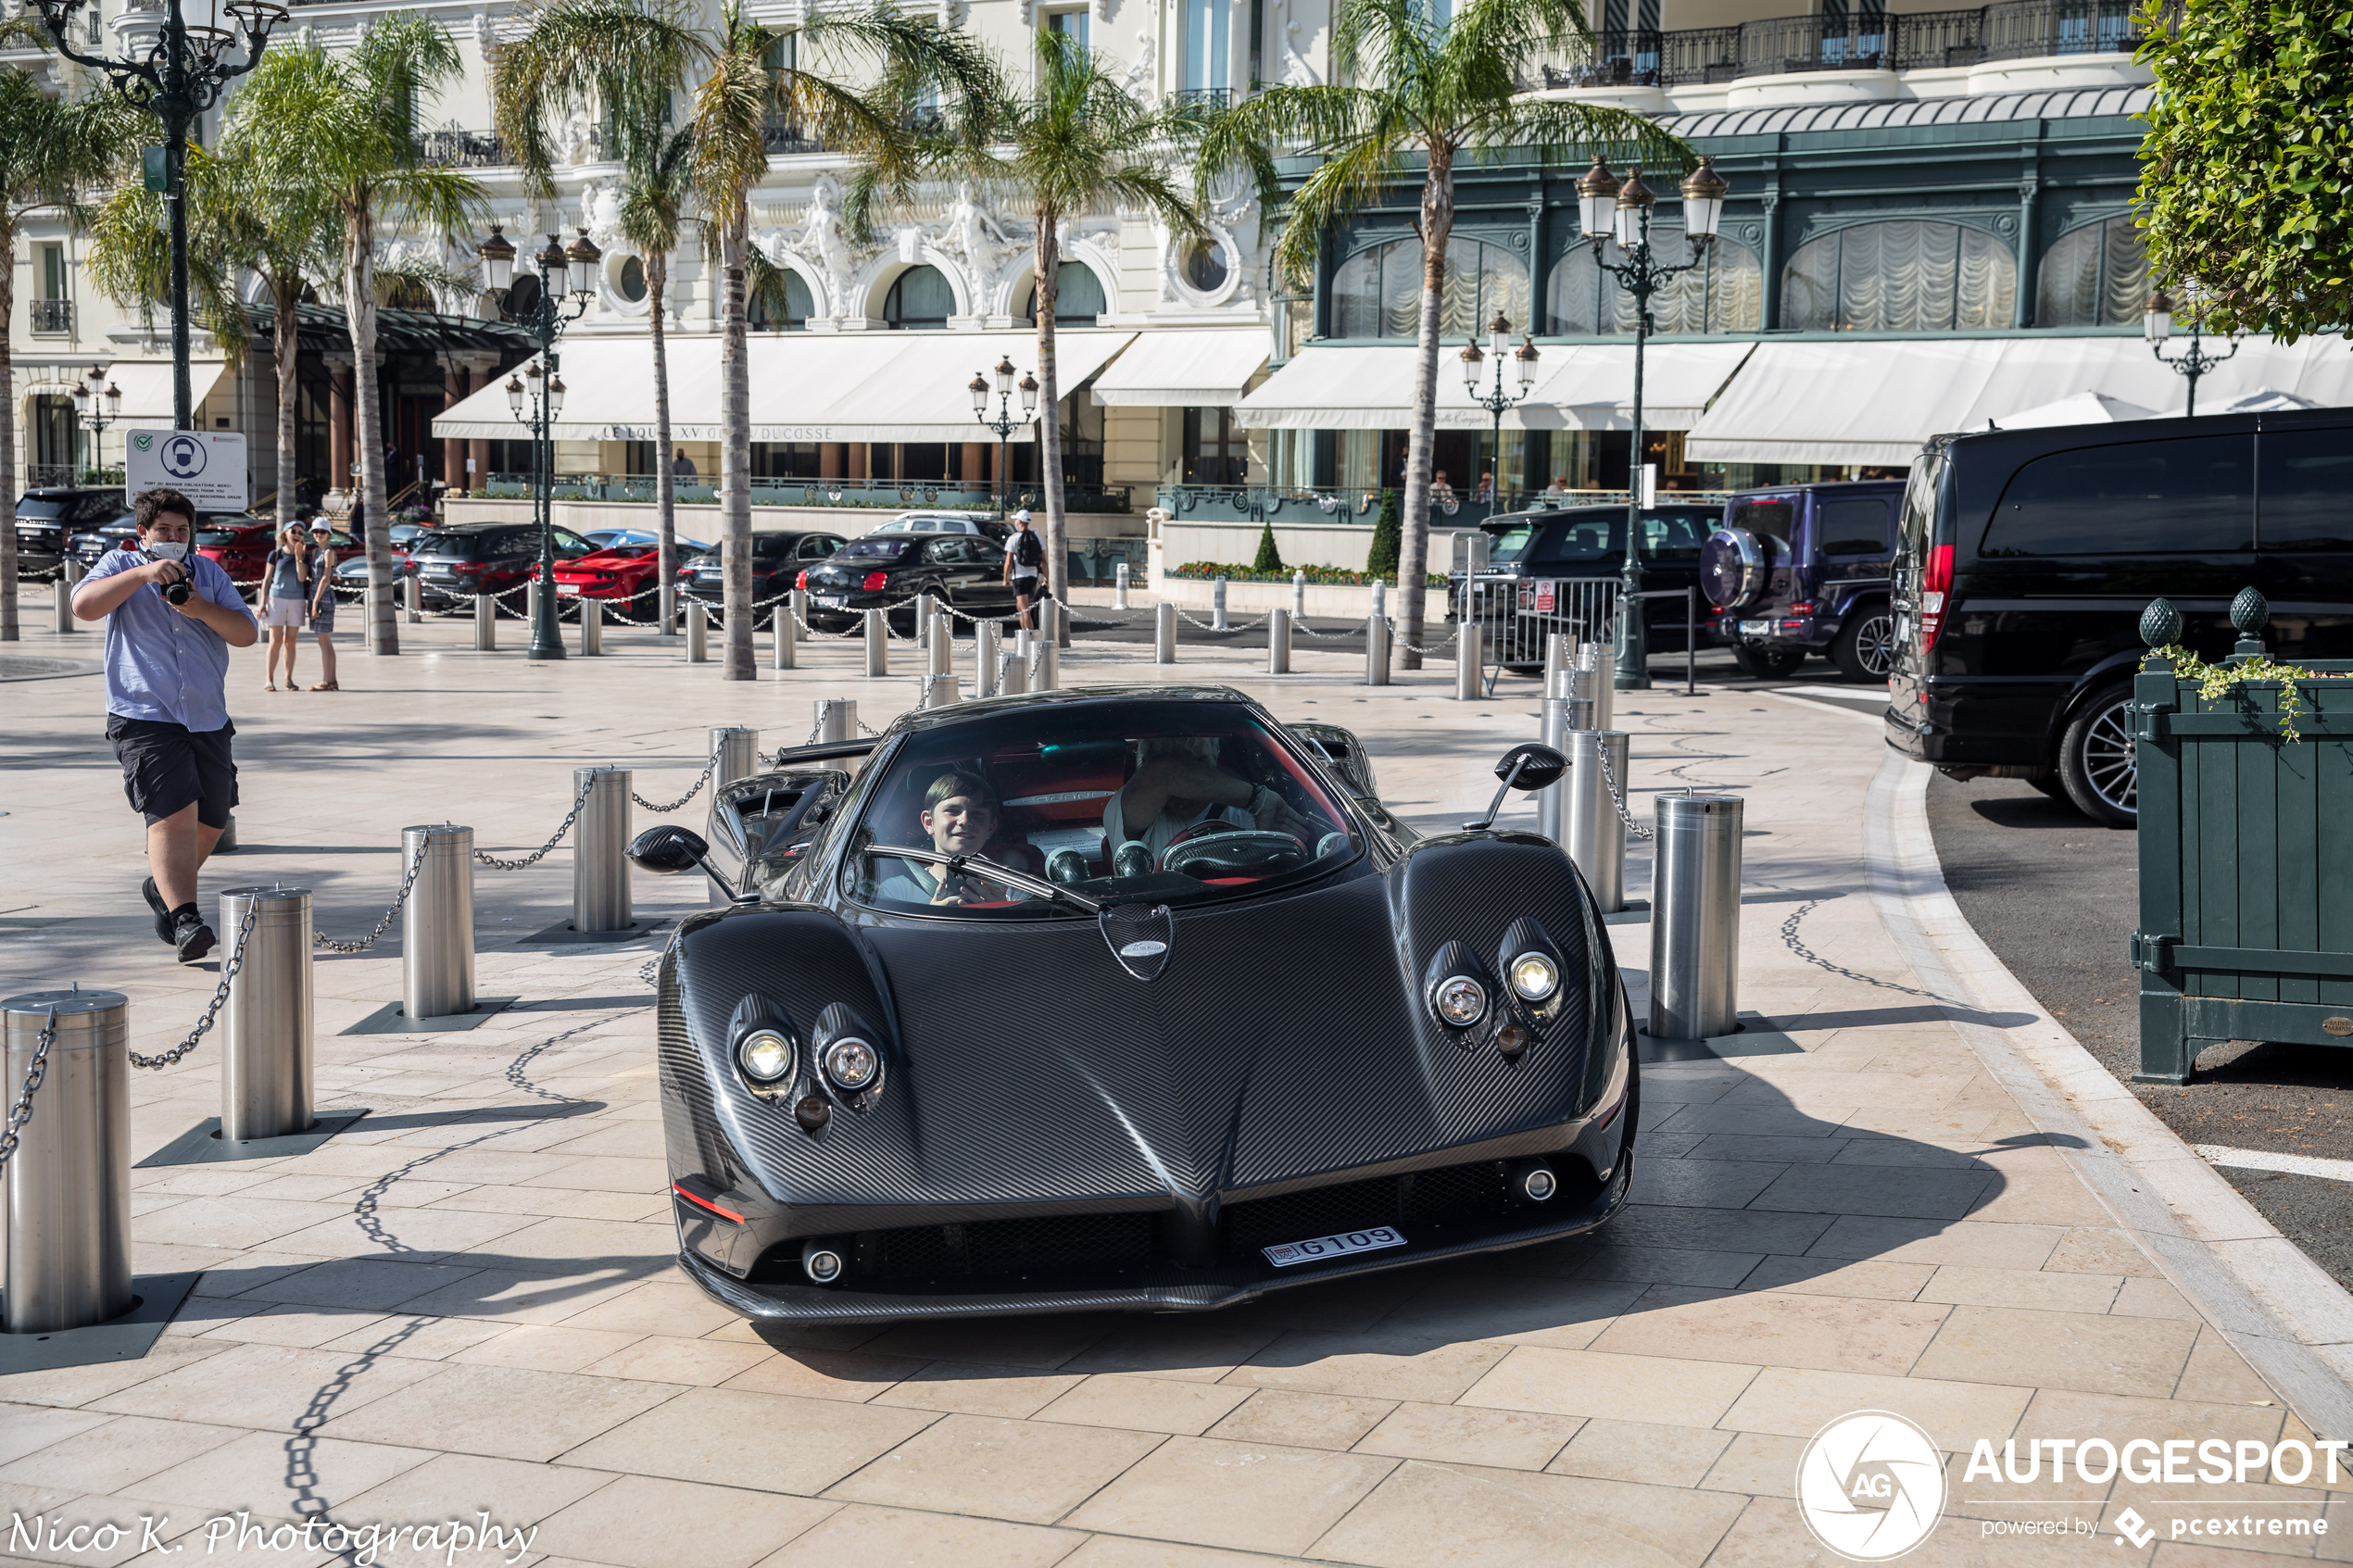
[
  {"x1": 104, "y1": 359, "x2": 227, "y2": 423},
  {"x1": 1232, "y1": 342, "x2": 1753, "y2": 431},
  {"x1": 434, "y1": 330, "x2": 1137, "y2": 445},
  {"x1": 1089, "y1": 329, "x2": 1270, "y2": 407},
  {"x1": 1685, "y1": 335, "x2": 2353, "y2": 466}
]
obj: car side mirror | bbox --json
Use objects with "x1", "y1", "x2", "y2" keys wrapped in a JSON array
[
  {"x1": 629, "y1": 824, "x2": 710, "y2": 876},
  {"x1": 1497, "y1": 743, "x2": 1567, "y2": 791}
]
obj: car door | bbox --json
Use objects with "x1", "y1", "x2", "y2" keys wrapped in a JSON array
[
  {"x1": 1815, "y1": 495, "x2": 1895, "y2": 614},
  {"x1": 2257, "y1": 421, "x2": 2353, "y2": 660},
  {"x1": 925, "y1": 537, "x2": 978, "y2": 605}
]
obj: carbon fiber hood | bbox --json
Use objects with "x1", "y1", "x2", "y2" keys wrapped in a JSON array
[{"x1": 668, "y1": 833, "x2": 1604, "y2": 1215}]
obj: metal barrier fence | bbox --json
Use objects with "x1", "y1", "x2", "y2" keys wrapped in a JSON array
[{"x1": 1456, "y1": 574, "x2": 1620, "y2": 693}]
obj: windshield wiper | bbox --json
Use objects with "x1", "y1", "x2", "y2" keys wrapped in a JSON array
[{"x1": 871, "y1": 845, "x2": 1101, "y2": 914}]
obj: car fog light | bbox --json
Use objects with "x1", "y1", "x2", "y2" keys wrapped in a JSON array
[
  {"x1": 823, "y1": 1037, "x2": 878, "y2": 1091},
  {"x1": 1518, "y1": 1165, "x2": 1557, "y2": 1202},
  {"x1": 1430, "y1": 975, "x2": 1487, "y2": 1028},
  {"x1": 1508, "y1": 952, "x2": 1559, "y2": 1002},
  {"x1": 794, "y1": 1094, "x2": 831, "y2": 1132},
  {"x1": 802, "y1": 1241, "x2": 844, "y2": 1284},
  {"x1": 738, "y1": 1029, "x2": 793, "y2": 1082},
  {"x1": 1497, "y1": 1023, "x2": 1530, "y2": 1058}
]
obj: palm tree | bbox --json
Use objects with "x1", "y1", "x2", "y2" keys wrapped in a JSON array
[
  {"x1": 492, "y1": 0, "x2": 988, "y2": 680},
  {"x1": 856, "y1": 29, "x2": 1211, "y2": 644},
  {"x1": 87, "y1": 144, "x2": 337, "y2": 533},
  {"x1": 225, "y1": 19, "x2": 485, "y2": 657},
  {"x1": 1201, "y1": 0, "x2": 1688, "y2": 666},
  {"x1": 0, "y1": 59, "x2": 137, "y2": 642},
  {"x1": 613, "y1": 110, "x2": 697, "y2": 631}
]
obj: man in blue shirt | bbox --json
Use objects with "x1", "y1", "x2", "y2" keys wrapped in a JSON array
[{"x1": 72, "y1": 487, "x2": 259, "y2": 960}]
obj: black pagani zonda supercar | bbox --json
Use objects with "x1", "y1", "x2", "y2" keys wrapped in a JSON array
[{"x1": 632, "y1": 686, "x2": 1637, "y2": 1323}]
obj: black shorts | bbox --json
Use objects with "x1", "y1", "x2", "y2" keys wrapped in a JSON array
[{"x1": 107, "y1": 716, "x2": 239, "y2": 829}]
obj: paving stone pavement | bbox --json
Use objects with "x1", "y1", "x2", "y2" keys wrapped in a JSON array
[{"x1": 2, "y1": 611, "x2": 2343, "y2": 1568}]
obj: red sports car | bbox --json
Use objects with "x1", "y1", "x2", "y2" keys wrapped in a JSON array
[
  {"x1": 194, "y1": 519, "x2": 276, "y2": 588},
  {"x1": 546, "y1": 544, "x2": 662, "y2": 608}
]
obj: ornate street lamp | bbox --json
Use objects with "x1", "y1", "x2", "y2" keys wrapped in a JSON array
[
  {"x1": 1581, "y1": 154, "x2": 1728, "y2": 691},
  {"x1": 29, "y1": 0, "x2": 287, "y2": 431},
  {"x1": 971, "y1": 356, "x2": 1038, "y2": 521},
  {"x1": 69, "y1": 366, "x2": 121, "y2": 482},
  {"x1": 2145, "y1": 284, "x2": 2237, "y2": 418},
  {"x1": 1461, "y1": 311, "x2": 1539, "y2": 514},
  {"x1": 484, "y1": 225, "x2": 598, "y2": 660}
]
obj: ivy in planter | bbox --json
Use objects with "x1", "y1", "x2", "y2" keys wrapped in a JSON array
[{"x1": 2141, "y1": 645, "x2": 2352, "y2": 744}]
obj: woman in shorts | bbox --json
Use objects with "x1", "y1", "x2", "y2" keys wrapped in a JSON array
[
  {"x1": 306, "y1": 517, "x2": 341, "y2": 690},
  {"x1": 260, "y1": 524, "x2": 312, "y2": 692}
]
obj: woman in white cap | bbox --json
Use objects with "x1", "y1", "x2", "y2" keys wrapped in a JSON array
[{"x1": 306, "y1": 516, "x2": 341, "y2": 690}]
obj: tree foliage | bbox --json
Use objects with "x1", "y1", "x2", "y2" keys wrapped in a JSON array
[
  {"x1": 1252, "y1": 519, "x2": 1285, "y2": 574},
  {"x1": 1366, "y1": 488, "x2": 1403, "y2": 582},
  {"x1": 2135, "y1": 0, "x2": 2353, "y2": 340}
]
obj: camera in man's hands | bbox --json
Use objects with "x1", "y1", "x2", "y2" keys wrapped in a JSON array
[{"x1": 142, "y1": 547, "x2": 193, "y2": 605}]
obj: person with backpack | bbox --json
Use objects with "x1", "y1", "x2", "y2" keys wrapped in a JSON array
[{"x1": 1002, "y1": 508, "x2": 1046, "y2": 631}]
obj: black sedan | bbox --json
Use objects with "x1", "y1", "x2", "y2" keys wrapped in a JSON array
[
  {"x1": 629, "y1": 688, "x2": 1634, "y2": 1323},
  {"x1": 69, "y1": 521, "x2": 141, "y2": 571},
  {"x1": 16, "y1": 487, "x2": 127, "y2": 577},
  {"x1": 681, "y1": 530, "x2": 846, "y2": 609},
  {"x1": 799, "y1": 531, "x2": 1017, "y2": 633}
]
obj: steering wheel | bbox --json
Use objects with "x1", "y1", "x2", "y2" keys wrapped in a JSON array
[{"x1": 1161, "y1": 829, "x2": 1308, "y2": 880}]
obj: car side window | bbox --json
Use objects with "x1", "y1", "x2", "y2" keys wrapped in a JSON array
[
  {"x1": 2259, "y1": 429, "x2": 2353, "y2": 551},
  {"x1": 1982, "y1": 434, "x2": 2253, "y2": 557},
  {"x1": 553, "y1": 530, "x2": 594, "y2": 556},
  {"x1": 1818, "y1": 498, "x2": 1894, "y2": 558},
  {"x1": 497, "y1": 533, "x2": 534, "y2": 558}
]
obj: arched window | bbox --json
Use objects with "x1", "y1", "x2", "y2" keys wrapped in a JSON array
[
  {"x1": 883, "y1": 264, "x2": 955, "y2": 328},
  {"x1": 1023, "y1": 262, "x2": 1107, "y2": 324},
  {"x1": 2036, "y1": 216, "x2": 2148, "y2": 329},
  {"x1": 1780, "y1": 220, "x2": 2017, "y2": 332},
  {"x1": 1329, "y1": 235, "x2": 1530, "y2": 340},
  {"x1": 1546, "y1": 224, "x2": 1761, "y2": 335},
  {"x1": 750, "y1": 269, "x2": 813, "y2": 331}
]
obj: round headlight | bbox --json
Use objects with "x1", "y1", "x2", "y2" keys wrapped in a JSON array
[
  {"x1": 1509, "y1": 952, "x2": 1559, "y2": 1002},
  {"x1": 1430, "y1": 975, "x2": 1488, "y2": 1028},
  {"x1": 823, "y1": 1036, "x2": 878, "y2": 1091},
  {"x1": 737, "y1": 1029, "x2": 793, "y2": 1082}
]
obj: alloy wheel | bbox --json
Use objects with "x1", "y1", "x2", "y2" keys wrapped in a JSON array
[
  {"x1": 1853, "y1": 612, "x2": 1895, "y2": 678},
  {"x1": 2079, "y1": 696, "x2": 2138, "y2": 814}
]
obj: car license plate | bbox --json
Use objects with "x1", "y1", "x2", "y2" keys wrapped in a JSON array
[
  {"x1": 1262, "y1": 1225, "x2": 1405, "y2": 1268},
  {"x1": 813, "y1": 594, "x2": 847, "y2": 608},
  {"x1": 557, "y1": 583, "x2": 581, "y2": 596},
  {"x1": 1739, "y1": 619, "x2": 1773, "y2": 636}
]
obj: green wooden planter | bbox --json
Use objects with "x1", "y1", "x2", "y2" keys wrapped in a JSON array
[{"x1": 2133, "y1": 588, "x2": 2353, "y2": 1084}]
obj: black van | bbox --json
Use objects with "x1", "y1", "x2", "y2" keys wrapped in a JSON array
[{"x1": 1884, "y1": 408, "x2": 2353, "y2": 826}]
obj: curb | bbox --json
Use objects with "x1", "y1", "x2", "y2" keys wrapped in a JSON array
[{"x1": 1860, "y1": 744, "x2": 2353, "y2": 1439}]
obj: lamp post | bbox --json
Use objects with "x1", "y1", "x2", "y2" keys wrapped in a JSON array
[
  {"x1": 30, "y1": 0, "x2": 286, "y2": 432},
  {"x1": 1460, "y1": 312, "x2": 1539, "y2": 514},
  {"x1": 69, "y1": 366, "x2": 121, "y2": 483},
  {"x1": 2145, "y1": 286, "x2": 2238, "y2": 418},
  {"x1": 1579, "y1": 154, "x2": 1727, "y2": 691},
  {"x1": 481, "y1": 225, "x2": 598, "y2": 661},
  {"x1": 970, "y1": 356, "x2": 1038, "y2": 521}
]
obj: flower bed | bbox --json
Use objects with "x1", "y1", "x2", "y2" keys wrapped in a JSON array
[{"x1": 1169, "y1": 561, "x2": 1397, "y2": 586}]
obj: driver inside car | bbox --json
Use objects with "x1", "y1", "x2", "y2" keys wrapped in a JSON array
[
  {"x1": 1104, "y1": 737, "x2": 1312, "y2": 872},
  {"x1": 879, "y1": 771, "x2": 1023, "y2": 906}
]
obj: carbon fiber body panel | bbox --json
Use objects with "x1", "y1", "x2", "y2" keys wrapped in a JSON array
[{"x1": 652, "y1": 687, "x2": 1639, "y2": 1321}]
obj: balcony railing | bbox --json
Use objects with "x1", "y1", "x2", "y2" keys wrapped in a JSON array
[
  {"x1": 482, "y1": 472, "x2": 1136, "y2": 514},
  {"x1": 762, "y1": 119, "x2": 827, "y2": 155},
  {"x1": 30, "y1": 299, "x2": 71, "y2": 333},
  {"x1": 1170, "y1": 87, "x2": 1234, "y2": 109},
  {"x1": 1540, "y1": 0, "x2": 2175, "y2": 87},
  {"x1": 412, "y1": 129, "x2": 510, "y2": 168}
]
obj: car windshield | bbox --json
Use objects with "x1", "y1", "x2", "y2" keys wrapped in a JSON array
[
  {"x1": 839, "y1": 538, "x2": 913, "y2": 561},
  {"x1": 417, "y1": 533, "x2": 483, "y2": 558},
  {"x1": 195, "y1": 529, "x2": 246, "y2": 546},
  {"x1": 843, "y1": 701, "x2": 1360, "y2": 920},
  {"x1": 1486, "y1": 523, "x2": 1541, "y2": 564}
]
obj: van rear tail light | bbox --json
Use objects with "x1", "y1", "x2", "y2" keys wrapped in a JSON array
[{"x1": 1919, "y1": 545, "x2": 1954, "y2": 650}]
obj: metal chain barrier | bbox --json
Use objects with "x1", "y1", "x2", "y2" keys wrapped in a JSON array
[
  {"x1": 128, "y1": 901, "x2": 260, "y2": 1070},
  {"x1": 1176, "y1": 608, "x2": 1273, "y2": 633},
  {"x1": 1389, "y1": 619, "x2": 1459, "y2": 656},
  {"x1": 475, "y1": 775, "x2": 598, "y2": 871},
  {"x1": 1593, "y1": 740, "x2": 1655, "y2": 840},
  {"x1": 633, "y1": 752, "x2": 721, "y2": 814},
  {"x1": 0, "y1": 1009, "x2": 58, "y2": 1177},
  {"x1": 313, "y1": 846, "x2": 427, "y2": 953}
]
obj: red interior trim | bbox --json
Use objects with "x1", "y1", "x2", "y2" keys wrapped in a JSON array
[{"x1": 671, "y1": 1182, "x2": 745, "y2": 1223}]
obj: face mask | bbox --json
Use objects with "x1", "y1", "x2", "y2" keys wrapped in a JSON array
[{"x1": 145, "y1": 541, "x2": 188, "y2": 562}]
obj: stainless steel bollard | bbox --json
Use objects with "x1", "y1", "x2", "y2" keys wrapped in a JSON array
[
  {"x1": 1365, "y1": 614, "x2": 1390, "y2": 685},
  {"x1": 1002, "y1": 633, "x2": 1030, "y2": 696},
  {"x1": 219, "y1": 886, "x2": 314, "y2": 1143},
  {"x1": 65, "y1": 559, "x2": 83, "y2": 585},
  {"x1": 1114, "y1": 561, "x2": 1129, "y2": 609},
  {"x1": 1372, "y1": 578, "x2": 1387, "y2": 621},
  {"x1": 1036, "y1": 600, "x2": 1060, "y2": 690},
  {"x1": 402, "y1": 825, "x2": 475, "y2": 1021},
  {"x1": 976, "y1": 619, "x2": 1000, "y2": 697},
  {"x1": 686, "y1": 602, "x2": 709, "y2": 662},
  {"x1": 52, "y1": 578, "x2": 72, "y2": 633},
  {"x1": 772, "y1": 602, "x2": 795, "y2": 670},
  {"x1": 913, "y1": 592, "x2": 936, "y2": 653},
  {"x1": 787, "y1": 589, "x2": 806, "y2": 643},
  {"x1": 1564, "y1": 731, "x2": 1629, "y2": 913},
  {"x1": 573, "y1": 768, "x2": 633, "y2": 934},
  {"x1": 474, "y1": 593, "x2": 496, "y2": 650},
  {"x1": 402, "y1": 574, "x2": 421, "y2": 624},
  {"x1": 1537, "y1": 678, "x2": 1570, "y2": 844},
  {"x1": 1154, "y1": 602, "x2": 1176, "y2": 663},
  {"x1": 527, "y1": 580, "x2": 542, "y2": 635},
  {"x1": 814, "y1": 698, "x2": 857, "y2": 745},
  {"x1": 3, "y1": 988, "x2": 133, "y2": 1335},
  {"x1": 1455, "y1": 623, "x2": 1483, "y2": 701},
  {"x1": 711, "y1": 725, "x2": 760, "y2": 788},
  {"x1": 926, "y1": 610, "x2": 953, "y2": 681},
  {"x1": 1268, "y1": 608, "x2": 1290, "y2": 674},
  {"x1": 863, "y1": 608, "x2": 887, "y2": 676},
  {"x1": 1545, "y1": 633, "x2": 1571, "y2": 691},
  {"x1": 1292, "y1": 570, "x2": 1306, "y2": 621},
  {"x1": 660, "y1": 579, "x2": 676, "y2": 637},
  {"x1": 579, "y1": 598, "x2": 602, "y2": 655},
  {"x1": 1579, "y1": 643, "x2": 1613, "y2": 733},
  {"x1": 1213, "y1": 577, "x2": 1229, "y2": 632},
  {"x1": 1650, "y1": 794, "x2": 1744, "y2": 1041}
]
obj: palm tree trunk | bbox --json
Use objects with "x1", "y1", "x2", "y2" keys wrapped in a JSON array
[
  {"x1": 0, "y1": 216, "x2": 18, "y2": 644},
  {"x1": 718, "y1": 201, "x2": 751, "y2": 679},
  {"x1": 273, "y1": 271, "x2": 299, "y2": 530},
  {"x1": 648, "y1": 247, "x2": 676, "y2": 634},
  {"x1": 1033, "y1": 218, "x2": 1069, "y2": 645},
  {"x1": 1396, "y1": 146, "x2": 1455, "y2": 671},
  {"x1": 346, "y1": 206, "x2": 397, "y2": 656}
]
